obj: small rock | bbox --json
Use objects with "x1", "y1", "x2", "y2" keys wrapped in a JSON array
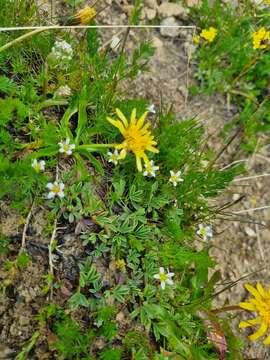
[
  {"x1": 145, "y1": 0, "x2": 158, "y2": 9},
  {"x1": 160, "y1": 17, "x2": 180, "y2": 38},
  {"x1": 123, "y1": 5, "x2": 133, "y2": 16},
  {"x1": 151, "y1": 36, "x2": 165, "y2": 58},
  {"x1": 0, "y1": 346, "x2": 16, "y2": 359},
  {"x1": 19, "y1": 315, "x2": 30, "y2": 326},
  {"x1": 158, "y1": 2, "x2": 187, "y2": 18},
  {"x1": 244, "y1": 227, "x2": 256, "y2": 238},
  {"x1": 116, "y1": 311, "x2": 125, "y2": 322},
  {"x1": 145, "y1": 8, "x2": 156, "y2": 20},
  {"x1": 232, "y1": 193, "x2": 241, "y2": 201},
  {"x1": 186, "y1": 0, "x2": 202, "y2": 7}
]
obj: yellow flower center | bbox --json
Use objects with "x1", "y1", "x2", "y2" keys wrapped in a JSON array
[
  {"x1": 170, "y1": 175, "x2": 178, "y2": 182},
  {"x1": 125, "y1": 126, "x2": 148, "y2": 153},
  {"x1": 63, "y1": 144, "x2": 70, "y2": 152},
  {"x1": 33, "y1": 163, "x2": 41, "y2": 172},
  {"x1": 200, "y1": 228, "x2": 207, "y2": 236},
  {"x1": 52, "y1": 185, "x2": 61, "y2": 194},
  {"x1": 111, "y1": 154, "x2": 118, "y2": 162},
  {"x1": 159, "y1": 273, "x2": 168, "y2": 282}
]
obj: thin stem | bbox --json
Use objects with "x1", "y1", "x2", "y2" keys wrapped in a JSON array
[
  {"x1": 112, "y1": 27, "x2": 130, "y2": 92},
  {"x1": 211, "y1": 305, "x2": 241, "y2": 314},
  {"x1": 0, "y1": 27, "x2": 56, "y2": 53},
  {"x1": 20, "y1": 199, "x2": 35, "y2": 253},
  {"x1": 49, "y1": 216, "x2": 57, "y2": 300},
  {"x1": 77, "y1": 143, "x2": 116, "y2": 149}
]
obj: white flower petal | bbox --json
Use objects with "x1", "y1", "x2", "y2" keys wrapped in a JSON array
[
  {"x1": 46, "y1": 183, "x2": 53, "y2": 190},
  {"x1": 159, "y1": 267, "x2": 165, "y2": 273},
  {"x1": 58, "y1": 191, "x2": 65, "y2": 198},
  {"x1": 47, "y1": 191, "x2": 55, "y2": 199},
  {"x1": 153, "y1": 274, "x2": 160, "y2": 280},
  {"x1": 160, "y1": 281, "x2": 166, "y2": 290},
  {"x1": 166, "y1": 279, "x2": 174, "y2": 286}
]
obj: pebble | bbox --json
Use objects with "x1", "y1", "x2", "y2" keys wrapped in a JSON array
[
  {"x1": 158, "y1": 2, "x2": 187, "y2": 18},
  {"x1": 160, "y1": 17, "x2": 180, "y2": 38},
  {"x1": 186, "y1": 0, "x2": 202, "y2": 6},
  {"x1": 145, "y1": 0, "x2": 158, "y2": 9},
  {"x1": 244, "y1": 227, "x2": 256, "y2": 238},
  {"x1": 145, "y1": 8, "x2": 157, "y2": 20}
]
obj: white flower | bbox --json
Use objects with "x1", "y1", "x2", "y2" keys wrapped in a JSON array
[
  {"x1": 56, "y1": 85, "x2": 72, "y2": 97},
  {"x1": 143, "y1": 160, "x2": 159, "y2": 177},
  {"x1": 110, "y1": 35, "x2": 121, "y2": 51},
  {"x1": 169, "y1": 170, "x2": 184, "y2": 187},
  {"x1": 107, "y1": 150, "x2": 121, "y2": 165},
  {"x1": 51, "y1": 40, "x2": 73, "y2": 61},
  {"x1": 153, "y1": 267, "x2": 174, "y2": 290},
  {"x1": 32, "y1": 159, "x2": 45, "y2": 172},
  {"x1": 147, "y1": 104, "x2": 156, "y2": 114},
  {"x1": 196, "y1": 224, "x2": 213, "y2": 241},
  {"x1": 46, "y1": 181, "x2": 65, "y2": 199},
  {"x1": 58, "y1": 138, "x2": 75, "y2": 156}
]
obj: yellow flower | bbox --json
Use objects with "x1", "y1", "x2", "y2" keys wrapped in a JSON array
[
  {"x1": 252, "y1": 27, "x2": 270, "y2": 49},
  {"x1": 200, "y1": 27, "x2": 217, "y2": 43},
  {"x1": 239, "y1": 283, "x2": 270, "y2": 345},
  {"x1": 193, "y1": 34, "x2": 200, "y2": 44},
  {"x1": 73, "y1": 6, "x2": 97, "y2": 25},
  {"x1": 107, "y1": 108, "x2": 158, "y2": 172}
]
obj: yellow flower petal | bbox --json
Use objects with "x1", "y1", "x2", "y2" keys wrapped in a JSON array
[
  {"x1": 239, "y1": 318, "x2": 261, "y2": 328},
  {"x1": 115, "y1": 108, "x2": 128, "y2": 128},
  {"x1": 239, "y1": 302, "x2": 256, "y2": 311},
  {"x1": 136, "y1": 155, "x2": 142, "y2": 172},
  {"x1": 107, "y1": 118, "x2": 126, "y2": 135},
  {"x1": 130, "y1": 108, "x2": 137, "y2": 125},
  {"x1": 136, "y1": 111, "x2": 148, "y2": 129},
  {"x1": 257, "y1": 283, "x2": 267, "y2": 298},
  {"x1": 245, "y1": 283, "x2": 262, "y2": 299},
  {"x1": 147, "y1": 145, "x2": 159, "y2": 153},
  {"x1": 263, "y1": 333, "x2": 270, "y2": 345},
  {"x1": 249, "y1": 322, "x2": 268, "y2": 341}
]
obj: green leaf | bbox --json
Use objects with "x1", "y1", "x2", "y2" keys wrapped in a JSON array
[
  {"x1": 68, "y1": 292, "x2": 89, "y2": 309},
  {"x1": 113, "y1": 285, "x2": 129, "y2": 303},
  {"x1": 75, "y1": 87, "x2": 88, "y2": 145}
]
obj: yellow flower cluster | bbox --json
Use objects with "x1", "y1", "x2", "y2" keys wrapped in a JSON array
[
  {"x1": 107, "y1": 108, "x2": 158, "y2": 172},
  {"x1": 239, "y1": 283, "x2": 270, "y2": 345},
  {"x1": 252, "y1": 27, "x2": 270, "y2": 49},
  {"x1": 200, "y1": 27, "x2": 218, "y2": 43},
  {"x1": 73, "y1": 6, "x2": 97, "y2": 25}
]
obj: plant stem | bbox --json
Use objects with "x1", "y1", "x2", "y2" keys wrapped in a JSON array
[
  {"x1": 77, "y1": 143, "x2": 116, "y2": 150},
  {"x1": 0, "y1": 26, "x2": 59, "y2": 53}
]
